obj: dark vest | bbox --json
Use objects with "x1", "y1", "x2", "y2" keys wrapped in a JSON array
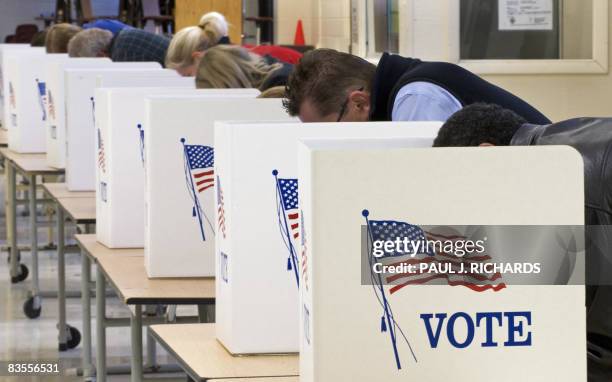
[{"x1": 369, "y1": 53, "x2": 551, "y2": 124}]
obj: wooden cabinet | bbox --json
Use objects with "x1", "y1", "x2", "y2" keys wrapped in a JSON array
[{"x1": 175, "y1": 0, "x2": 243, "y2": 44}]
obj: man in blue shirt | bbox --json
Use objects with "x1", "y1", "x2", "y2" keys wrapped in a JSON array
[
  {"x1": 283, "y1": 49, "x2": 550, "y2": 125},
  {"x1": 83, "y1": 19, "x2": 132, "y2": 36}
]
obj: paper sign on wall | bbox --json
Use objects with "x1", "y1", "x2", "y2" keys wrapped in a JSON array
[{"x1": 498, "y1": 0, "x2": 553, "y2": 31}]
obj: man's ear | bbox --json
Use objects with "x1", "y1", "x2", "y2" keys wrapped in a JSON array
[
  {"x1": 348, "y1": 89, "x2": 371, "y2": 116},
  {"x1": 479, "y1": 142, "x2": 496, "y2": 147}
]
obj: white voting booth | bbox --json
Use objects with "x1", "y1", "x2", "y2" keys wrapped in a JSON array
[
  {"x1": 0, "y1": 44, "x2": 31, "y2": 129},
  {"x1": 213, "y1": 122, "x2": 442, "y2": 355},
  {"x1": 94, "y1": 87, "x2": 227, "y2": 249},
  {"x1": 45, "y1": 58, "x2": 138, "y2": 168},
  {"x1": 3, "y1": 48, "x2": 52, "y2": 152},
  {"x1": 297, "y1": 143, "x2": 586, "y2": 381},
  {"x1": 144, "y1": 95, "x2": 292, "y2": 277},
  {"x1": 64, "y1": 66, "x2": 177, "y2": 191}
]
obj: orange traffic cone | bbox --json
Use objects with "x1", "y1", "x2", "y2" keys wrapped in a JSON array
[{"x1": 294, "y1": 19, "x2": 305, "y2": 45}]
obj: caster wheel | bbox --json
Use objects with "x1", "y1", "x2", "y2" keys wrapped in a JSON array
[
  {"x1": 11, "y1": 264, "x2": 29, "y2": 284},
  {"x1": 23, "y1": 296, "x2": 42, "y2": 319},
  {"x1": 59, "y1": 325, "x2": 81, "y2": 351},
  {"x1": 67, "y1": 326, "x2": 81, "y2": 349}
]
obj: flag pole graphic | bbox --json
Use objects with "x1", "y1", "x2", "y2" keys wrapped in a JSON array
[
  {"x1": 273, "y1": 169, "x2": 300, "y2": 287},
  {"x1": 363, "y1": 210, "x2": 418, "y2": 370},
  {"x1": 181, "y1": 138, "x2": 206, "y2": 241},
  {"x1": 90, "y1": 97, "x2": 96, "y2": 127},
  {"x1": 137, "y1": 124, "x2": 145, "y2": 165}
]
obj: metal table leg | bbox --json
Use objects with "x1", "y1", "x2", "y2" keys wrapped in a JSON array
[
  {"x1": 82, "y1": 252, "x2": 93, "y2": 378},
  {"x1": 96, "y1": 266, "x2": 107, "y2": 382},
  {"x1": 131, "y1": 304, "x2": 143, "y2": 382},
  {"x1": 23, "y1": 174, "x2": 41, "y2": 318},
  {"x1": 146, "y1": 324, "x2": 158, "y2": 370},
  {"x1": 57, "y1": 204, "x2": 67, "y2": 349},
  {"x1": 7, "y1": 162, "x2": 19, "y2": 279}
]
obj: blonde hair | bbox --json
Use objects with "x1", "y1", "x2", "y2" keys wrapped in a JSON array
[
  {"x1": 165, "y1": 11, "x2": 229, "y2": 70},
  {"x1": 45, "y1": 23, "x2": 82, "y2": 53},
  {"x1": 196, "y1": 45, "x2": 282, "y2": 90},
  {"x1": 258, "y1": 86, "x2": 286, "y2": 98}
]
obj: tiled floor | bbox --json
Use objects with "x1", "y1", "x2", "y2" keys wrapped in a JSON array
[{"x1": 0, "y1": 179, "x2": 189, "y2": 381}]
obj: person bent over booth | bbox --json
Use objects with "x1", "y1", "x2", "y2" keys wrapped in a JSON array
[
  {"x1": 283, "y1": 49, "x2": 550, "y2": 124},
  {"x1": 68, "y1": 27, "x2": 170, "y2": 67},
  {"x1": 433, "y1": 103, "x2": 612, "y2": 382}
]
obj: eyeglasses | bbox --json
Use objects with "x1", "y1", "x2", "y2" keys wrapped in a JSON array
[{"x1": 336, "y1": 87, "x2": 364, "y2": 122}]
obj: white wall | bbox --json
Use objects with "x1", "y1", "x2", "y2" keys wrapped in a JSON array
[
  {"x1": 283, "y1": 0, "x2": 612, "y2": 121},
  {"x1": 0, "y1": 0, "x2": 54, "y2": 42},
  {"x1": 276, "y1": 0, "x2": 350, "y2": 50}
]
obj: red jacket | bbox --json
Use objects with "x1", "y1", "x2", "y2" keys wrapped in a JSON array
[{"x1": 245, "y1": 44, "x2": 302, "y2": 65}]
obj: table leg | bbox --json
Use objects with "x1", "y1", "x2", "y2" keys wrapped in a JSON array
[
  {"x1": 96, "y1": 266, "x2": 107, "y2": 382},
  {"x1": 7, "y1": 162, "x2": 18, "y2": 279},
  {"x1": 82, "y1": 252, "x2": 93, "y2": 378},
  {"x1": 131, "y1": 304, "x2": 143, "y2": 382},
  {"x1": 57, "y1": 204, "x2": 67, "y2": 349},
  {"x1": 26, "y1": 174, "x2": 42, "y2": 317},
  {"x1": 146, "y1": 325, "x2": 157, "y2": 369},
  {"x1": 197, "y1": 304, "x2": 215, "y2": 323}
]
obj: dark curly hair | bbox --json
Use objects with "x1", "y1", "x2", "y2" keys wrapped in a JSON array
[
  {"x1": 433, "y1": 103, "x2": 527, "y2": 147},
  {"x1": 283, "y1": 49, "x2": 376, "y2": 117}
]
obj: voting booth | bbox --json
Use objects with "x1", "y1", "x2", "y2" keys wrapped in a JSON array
[
  {"x1": 45, "y1": 58, "x2": 120, "y2": 168},
  {"x1": 94, "y1": 87, "x2": 224, "y2": 249},
  {"x1": 0, "y1": 44, "x2": 31, "y2": 129},
  {"x1": 3, "y1": 48, "x2": 50, "y2": 152},
  {"x1": 213, "y1": 122, "x2": 441, "y2": 354},
  {"x1": 64, "y1": 66, "x2": 177, "y2": 191},
  {"x1": 144, "y1": 95, "x2": 293, "y2": 277},
  {"x1": 297, "y1": 144, "x2": 586, "y2": 381}
]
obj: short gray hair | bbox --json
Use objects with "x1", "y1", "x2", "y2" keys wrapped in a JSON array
[{"x1": 68, "y1": 28, "x2": 113, "y2": 57}]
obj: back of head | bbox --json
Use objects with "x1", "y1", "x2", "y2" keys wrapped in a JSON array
[
  {"x1": 30, "y1": 30, "x2": 47, "y2": 47},
  {"x1": 199, "y1": 11, "x2": 229, "y2": 38},
  {"x1": 45, "y1": 23, "x2": 82, "y2": 53},
  {"x1": 283, "y1": 48, "x2": 376, "y2": 117},
  {"x1": 195, "y1": 45, "x2": 281, "y2": 89},
  {"x1": 67, "y1": 28, "x2": 113, "y2": 57},
  {"x1": 166, "y1": 12, "x2": 229, "y2": 70},
  {"x1": 433, "y1": 103, "x2": 527, "y2": 147}
]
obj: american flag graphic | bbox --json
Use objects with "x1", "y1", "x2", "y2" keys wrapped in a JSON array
[
  {"x1": 300, "y1": 214, "x2": 309, "y2": 291},
  {"x1": 369, "y1": 220, "x2": 505, "y2": 294},
  {"x1": 9, "y1": 82, "x2": 15, "y2": 109},
  {"x1": 181, "y1": 138, "x2": 215, "y2": 241},
  {"x1": 35, "y1": 79, "x2": 47, "y2": 121},
  {"x1": 362, "y1": 210, "x2": 507, "y2": 371},
  {"x1": 217, "y1": 175, "x2": 226, "y2": 238},
  {"x1": 47, "y1": 89, "x2": 55, "y2": 121},
  {"x1": 273, "y1": 170, "x2": 300, "y2": 287},
  {"x1": 97, "y1": 129, "x2": 106, "y2": 173}
]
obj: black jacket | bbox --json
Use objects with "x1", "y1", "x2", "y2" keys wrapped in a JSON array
[
  {"x1": 260, "y1": 55, "x2": 293, "y2": 91},
  {"x1": 511, "y1": 118, "x2": 612, "y2": 381},
  {"x1": 370, "y1": 53, "x2": 551, "y2": 125}
]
